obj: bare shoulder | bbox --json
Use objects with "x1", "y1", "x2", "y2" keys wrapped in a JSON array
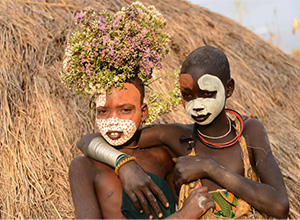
[
  {"x1": 69, "y1": 156, "x2": 112, "y2": 179},
  {"x1": 243, "y1": 117, "x2": 272, "y2": 155},
  {"x1": 243, "y1": 117, "x2": 265, "y2": 131},
  {"x1": 145, "y1": 146, "x2": 173, "y2": 161},
  {"x1": 243, "y1": 117, "x2": 267, "y2": 138}
]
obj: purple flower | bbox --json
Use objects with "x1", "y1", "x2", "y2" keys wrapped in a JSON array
[
  {"x1": 98, "y1": 23, "x2": 106, "y2": 31},
  {"x1": 75, "y1": 13, "x2": 83, "y2": 22},
  {"x1": 141, "y1": 28, "x2": 148, "y2": 35},
  {"x1": 112, "y1": 16, "x2": 121, "y2": 27}
]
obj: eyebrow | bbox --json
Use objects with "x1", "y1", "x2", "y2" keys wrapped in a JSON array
[{"x1": 117, "y1": 103, "x2": 136, "y2": 108}]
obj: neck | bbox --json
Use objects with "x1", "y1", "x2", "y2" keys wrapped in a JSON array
[{"x1": 197, "y1": 110, "x2": 229, "y2": 136}]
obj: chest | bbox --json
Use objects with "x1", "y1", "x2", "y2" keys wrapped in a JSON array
[
  {"x1": 194, "y1": 140, "x2": 245, "y2": 176},
  {"x1": 124, "y1": 148, "x2": 171, "y2": 178}
]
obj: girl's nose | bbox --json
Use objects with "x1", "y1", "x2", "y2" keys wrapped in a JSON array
[
  {"x1": 107, "y1": 117, "x2": 119, "y2": 126},
  {"x1": 192, "y1": 101, "x2": 205, "y2": 111}
]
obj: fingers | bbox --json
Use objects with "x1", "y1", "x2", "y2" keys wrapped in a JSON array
[
  {"x1": 200, "y1": 193, "x2": 215, "y2": 211},
  {"x1": 195, "y1": 185, "x2": 208, "y2": 192},
  {"x1": 148, "y1": 179, "x2": 169, "y2": 207},
  {"x1": 133, "y1": 180, "x2": 167, "y2": 219},
  {"x1": 173, "y1": 171, "x2": 183, "y2": 189},
  {"x1": 134, "y1": 190, "x2": 153, "y2": 219},
  {"x1": 195, "y1": 183, "x2": 201, "y2": 189},
  {"x1": 125, "y1": 190, "x2": 143, "y2": 214},
  {"x1": 142, "y1": 188, "x2": 163, "y2": 219},
  {"x1": 190, "y1": 188, "x2": 215, "y2": 212},
  {"x1": 118, "y1": 162, "x2": 166, "y2": 219},
  {"x1": 203, "y1": 198, "x2": 215, "y2": 210}
]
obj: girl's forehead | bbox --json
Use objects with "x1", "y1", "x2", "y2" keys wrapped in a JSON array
[
  {"x1": 110, "y1": 83, "x2": 140, "y2": 100},
  {"x1": 99, "y1": 83, "x2": 141, "y2": 106},
  {"x1": 180, "y1": 72, "x2": 223, "y2": 90},
  {"x1": 96, "y1": 83, "x2": 141, "y2": 107},
  {"x1": 179, "y1": 74, "x2": 194, "y2": 90},
  {"x1": 182, "y1": 64, "x2": 221, "y2": 78}
]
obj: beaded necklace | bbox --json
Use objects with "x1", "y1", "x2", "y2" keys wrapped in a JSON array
[
  {"x1": 197, "y1": 109, "x2": 244, "y2": 149},
  {"x1": 124, "y1": 145, "x2": 139, "y2": 149},
  {"x1": 197, "y1": 117, "x2": 232, "y2": 140}
]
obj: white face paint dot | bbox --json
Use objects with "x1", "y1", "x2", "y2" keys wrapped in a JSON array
[{"x1": 96, "y1": 94, "x2": 106, "y2": 108}]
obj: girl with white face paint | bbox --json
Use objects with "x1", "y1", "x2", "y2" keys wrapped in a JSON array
[
  {"x1": 184, "y1": 74, "x2": 226, "y2": 125},
  {"x1": 65, "y1": 3, "x2": 217, "y2": 217},
  {"x1": 70, "y1": 80, "x2": 215, "y2": 219},
  {"x1": 95, "y1": 84, "x2": 146, "y2": 146}
]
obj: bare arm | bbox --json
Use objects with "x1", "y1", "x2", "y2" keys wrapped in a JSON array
[
  {"x1": 173, "y1": 118, "x2": 289, "y2": 219},
  {"x1": 138, "y1": 123, "x2": 194, "y2": 156},
  {"x1": 69, "y1": 157, "x2": 102, "y2": 219},
  {"x1": 77, "y1": 133, "x2": 102, "y2": 156},
  {"x1": 76, "y1": 133, "x2": 169, "y2": 218}
]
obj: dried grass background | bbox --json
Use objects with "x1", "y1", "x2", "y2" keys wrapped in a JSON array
[{"x1": 0, "y1": 0, "x2": 299, "y2": 219}]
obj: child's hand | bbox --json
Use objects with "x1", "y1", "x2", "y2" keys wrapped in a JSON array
[
  {"x1": 173, "y1": 156, "x2": 216, "y2": 187},
  {"x1": 178, "y1": 185, "x2": 215, "y2": 218},
  {"x1": 118, "y1": 160, "x2": 168, "y2": 219}
]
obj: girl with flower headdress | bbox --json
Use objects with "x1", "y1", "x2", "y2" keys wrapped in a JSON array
[{"x1": 63, "y1": 2, "x2": 214, "y2": 219}]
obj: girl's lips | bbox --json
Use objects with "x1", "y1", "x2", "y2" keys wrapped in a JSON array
[
  {"x1": 106, "y1": 131, "x2": 123, "y2": 140},
  {"x1": 191, "y1": 113, "x2": 211, "y2": 122}
]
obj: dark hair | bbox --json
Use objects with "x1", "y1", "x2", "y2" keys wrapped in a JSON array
[
  {"x1": 126, "y1": 76, "x2": 145, "y2": 105},
  {"x1": 181, "y1": 46, "x2": 230, "y2": 84}
]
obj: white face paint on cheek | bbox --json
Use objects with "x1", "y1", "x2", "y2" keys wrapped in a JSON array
[
  {"x1": 185, "y1": 99, "x2": 206, "y2": 118},
  {"x1": 185, "y1": 74, "x2": 225, "y2": 125},
  {"x1": 95, "y1": 117, "x2": 137, "y2": 146},
  {"x1": 96, "y1": 94, "x2": 106, "y2": 108}
]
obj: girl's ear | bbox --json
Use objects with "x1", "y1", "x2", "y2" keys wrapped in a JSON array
[
  {"x1": 141, "y1": 103, "x2": 148, "y2": 122},
  {"x1": 226, "y1": 78, "x2": 235, "y2": 98}
]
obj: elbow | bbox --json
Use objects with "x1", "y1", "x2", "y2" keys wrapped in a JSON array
[
  {"x1": 76, "y1": 138, "x2": 84, "y2": 152},
  {"x1": 271, "y1": 197, "x2": 289, "y2": 219},
  {"x1": 77, "y1": 133, "x2": 101, "y2": 155}
]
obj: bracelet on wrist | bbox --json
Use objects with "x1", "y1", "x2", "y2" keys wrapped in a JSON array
[
  {"x1": 115, "y1": 156, "x2": 137, "y2": 176},
  {"x1": 115, "y1": 154, "x2": 126, "y2": 167}
]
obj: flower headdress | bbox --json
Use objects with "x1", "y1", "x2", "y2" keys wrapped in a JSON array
[{"x1": 61, "y1": 2, "x2": 180, "y2": 123}]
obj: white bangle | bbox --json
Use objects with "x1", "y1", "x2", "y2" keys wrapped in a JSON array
[{"x1": 87, "y1": 137, "x2": 126, "y2": 167}]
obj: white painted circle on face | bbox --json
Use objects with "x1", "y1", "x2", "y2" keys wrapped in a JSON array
[{"x1": 185, "y1": 74, "x2": 225, "y2": 125}]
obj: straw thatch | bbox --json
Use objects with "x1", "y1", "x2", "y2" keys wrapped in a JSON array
[{"x1": 0, "y1": 0, "x2": 299, "y2": 219}]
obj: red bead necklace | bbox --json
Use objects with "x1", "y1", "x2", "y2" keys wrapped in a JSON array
[{"x1": 197, "y1": 109, "x2": 244, "y2": 149}]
